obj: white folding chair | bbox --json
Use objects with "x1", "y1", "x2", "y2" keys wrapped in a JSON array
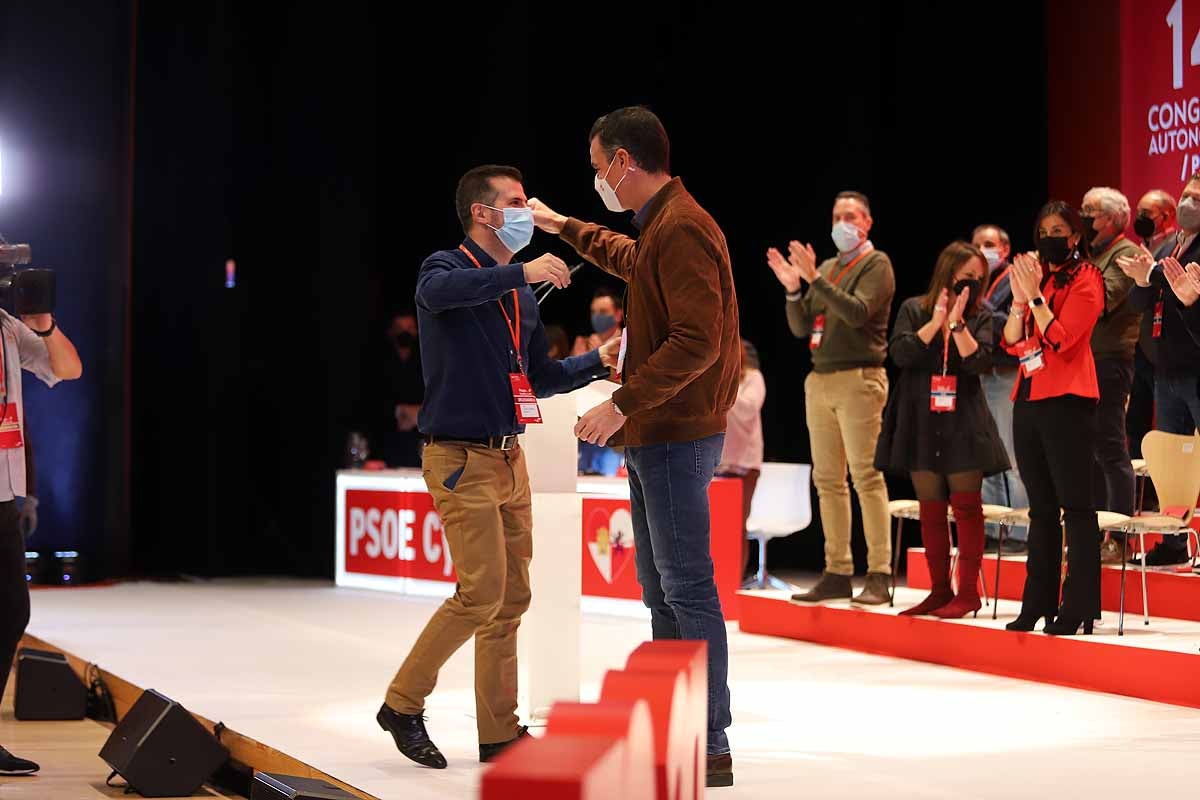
[{"x1": 744, "y1": 463, "x2": 813, "y2": 591}]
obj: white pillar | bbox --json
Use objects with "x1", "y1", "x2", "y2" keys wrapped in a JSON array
[{"x1": 516, "y1": 383, "x2": 618, "y2": 722}]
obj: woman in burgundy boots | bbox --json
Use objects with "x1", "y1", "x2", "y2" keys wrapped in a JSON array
[{"x1": 876, "y1": 241, "x2": 1011, "y2": 618}]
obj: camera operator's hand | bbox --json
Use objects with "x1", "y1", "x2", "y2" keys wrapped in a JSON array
[
  {"x1": 19, "y1": 496, "x2": 38, "y2": 542},
  {"x1": 524, "y1": 254, "x2": 572, "y2": 289},
  {"x1": 21, "y1": 314, "x2": 53, "y2": 334},
  {"x1": 20, "y1": 314, "x2": 83, "y2": 380}
]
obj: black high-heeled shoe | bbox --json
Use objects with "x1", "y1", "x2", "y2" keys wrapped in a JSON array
[
  {"x1": 1044, "y1": 616, "x2": 1094, "y2": 636},
  {"x1": 1005, "y1": 613, "x2": 1053, "y2": 632}
]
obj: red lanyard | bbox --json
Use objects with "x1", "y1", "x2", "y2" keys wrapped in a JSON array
[
  {"x1": 459, "y1": 245, "x2": 524, "y2": 372},
  {"x1": 984, "y1": 265, "x2": 1012, "y2": 302},
  {"x1": 829, "y1": 249, "x2": 870, "y2": 286},
  {"x1": 941, "y1": 329, "x2": 951, "y2": 376}
]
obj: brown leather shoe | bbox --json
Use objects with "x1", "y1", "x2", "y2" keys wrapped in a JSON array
[
  {"x1": 706, "y1": 752, "x2": 733, "y2": 787},
  {"x1": 790, "y1": 571, "x2": 852, "y2": 603},
  {"x1": 851, "y1": 572, "x2": 892, "y2": 605}
]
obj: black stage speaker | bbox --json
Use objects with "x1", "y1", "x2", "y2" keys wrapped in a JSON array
[
  {"x1": 251, "y1": 772, "x2": 359, "y2": 800},
  {"x1": 99, "y1": 688, "x2": 229, "y2": 797},
  {"x1": 14, "y1": 648, "x2": 87, "y2": 720}
]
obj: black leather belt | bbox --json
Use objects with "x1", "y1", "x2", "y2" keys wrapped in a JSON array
[{"x1": 424, "y1": 434, "x2": 519, "y2": 451}]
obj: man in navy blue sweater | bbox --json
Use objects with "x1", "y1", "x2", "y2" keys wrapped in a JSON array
[{"x1": 376, "y1": 165, "x2": 617, "y2": 770}]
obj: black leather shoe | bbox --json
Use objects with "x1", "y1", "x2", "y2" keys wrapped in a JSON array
[
  {"x1": 479, "y1": 726, "x2": 530, "y2": 763},
  {"x1": 1130, "y1": 537, "x2": 1190, "y2": 566},
  {"x1": 0, "y1": 746, "x2": 40, "y2": 775},
  {"x1": 1044, "y1": 615, "x2": 1094, "y2": 636},
  {"x1": 707, "y1": 752, "x2": 733, "y2": 787},
  {"x1": 1005, "y1": 613, "x2": 1053, "y2": 632},
  {"x1": 377, "y1": 704, "x2": 447, "y2": 769}
]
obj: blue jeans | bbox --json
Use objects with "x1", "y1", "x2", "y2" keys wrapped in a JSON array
[
  {"x1": 980, "y1": 369, "x2": 1029, "y2": 541},
  {"x1": 625, "y1": 433, "x2": 731, "y2": 756},
  {"x1": 1155, "y1": 374, "x2": 1200, "y2": 435}
]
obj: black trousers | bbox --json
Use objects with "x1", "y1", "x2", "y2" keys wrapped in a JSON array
[
  {"x1": 1126, "y1": 345, "x2": 1156, "y2": 459},
  {"x1": 0, "y1": 501, "x2": 26, "y2": 700},
  {"x1": 1014, "y1": 396, "x2": 1101, "y2": 619},
  {"x1": 1093, "y1": 358, "x2": 1136, "y2": 516}
]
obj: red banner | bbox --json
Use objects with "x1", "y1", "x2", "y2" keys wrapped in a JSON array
[
  {"x1": 343, "y1": 479, "x2": 743, "y2": 619},
  {"x1": 1121, "y1": 0, "x2": 1200, "y2": 206},
  {"x1": 344, "y1": 489, "x2": 456, "y2": 581}
]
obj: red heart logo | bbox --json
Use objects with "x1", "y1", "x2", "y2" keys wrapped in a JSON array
[{"x1": 586, "y1": 507, "x2": 636, "y2": 584}]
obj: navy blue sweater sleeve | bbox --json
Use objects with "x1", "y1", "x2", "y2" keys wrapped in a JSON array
[
  {"x1": 416, "y1": 253, "x2": 528, "y2": 313},
  {"x1": 1127, "y1": 267, "x2": 1163, "y2": 313},
  {"x1": 526, "y1": 317, "x2": 608, "y2": 397}
]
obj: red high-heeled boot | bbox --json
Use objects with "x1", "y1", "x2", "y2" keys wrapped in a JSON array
[
  {"x1": 933, "y1": 491, "x2": 985, "y2": 619},
  {"x1": 900, "y1": 499, "x2": 954, "y2": 616}
]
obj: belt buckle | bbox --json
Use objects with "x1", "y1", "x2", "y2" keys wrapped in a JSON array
[{"x1": 498, "y1": 435, "x2": 517, "y2": 451}]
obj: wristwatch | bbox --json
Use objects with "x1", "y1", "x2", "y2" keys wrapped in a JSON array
[
  {"x1": 31, "y1": 318, "x2": 56, "y2": 338},
  {"x1": 947, "y1": 320, "x2": 965, "y2": 333},
  {"x1": 1030, "y1": 295, "x2": 1046, "y2": 308}
]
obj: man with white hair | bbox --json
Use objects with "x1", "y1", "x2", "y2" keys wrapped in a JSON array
[{"x1": 1081, "y1": 187, "x2": 1142, "y2": 547}]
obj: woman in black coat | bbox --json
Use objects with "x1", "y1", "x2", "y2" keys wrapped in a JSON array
[{"x1": 876, "y1": 241, "x2": 1010, "y2": 618}]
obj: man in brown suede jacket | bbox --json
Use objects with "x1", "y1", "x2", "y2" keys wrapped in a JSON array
[{"x1": 529, "y1": 106, "x2": 739, "y2": 789}]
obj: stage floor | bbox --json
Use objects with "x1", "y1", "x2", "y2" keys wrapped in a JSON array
[{"x1": 15, "y1": 578, "x2": 1200, "y2": 799}]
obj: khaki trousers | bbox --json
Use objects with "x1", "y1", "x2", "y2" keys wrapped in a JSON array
[
  {"x1": 385, "y1": 441, "x2": 532, "y2": 744},
  {"x1": 805, "y1": 368, "x2": 892, "y2": 575}
]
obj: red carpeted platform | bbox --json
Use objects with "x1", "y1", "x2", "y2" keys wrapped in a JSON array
[
  {"x1": 905, "y1": 547, "x2": 1200, "y2": 622},
  {"x1": 737, "y1": 588, "x2": 1200, "y2": 710}
]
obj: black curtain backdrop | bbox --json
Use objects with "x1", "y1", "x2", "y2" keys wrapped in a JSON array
[
  {"x1": 5, "y1": 2, "x2": 1050, "y2": 579},
  {"x1": 394, "y1": 2, "x2": 1050, "y2": 572}
]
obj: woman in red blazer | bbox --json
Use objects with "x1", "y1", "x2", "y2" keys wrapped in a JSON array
[{"x1": 1002, "y1": 201, "x2": 1104, "y2": 635}]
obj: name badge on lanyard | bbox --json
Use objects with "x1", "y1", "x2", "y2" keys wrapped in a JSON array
[
  {"x1": 930, "y1": 334, "x2": 957, "y2": 412},
  {"x1": 460, "y1": 245, "x2": 542, "y2": 425},
  {"x1": 0, "y1": 341, "x2": 20, "y2": 449},
  {"x1": 810, "y1": 314, "x2": 825, "y2": 350},
  {"x1": 1153, "y1": 292, "x2": 1165, "y2": 339},
  {"x1": 1017, "y1": 338, "x2": 1045, "y2": 376}
]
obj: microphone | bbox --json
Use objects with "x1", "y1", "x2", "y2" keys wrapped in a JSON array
[{"x1": 536, "y1": 262, "x2": 586, "y2": 305}]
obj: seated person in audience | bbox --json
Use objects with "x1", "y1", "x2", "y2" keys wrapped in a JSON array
[
  {"x1": 544, "y1": 324, "x2": 570, "y2": 360},
  {"x1": 717, "y1": 340, "x2": 766, "y2": 578},
  {"x1": 571, "y1": 287, "x2": 624, "y2": 355}
]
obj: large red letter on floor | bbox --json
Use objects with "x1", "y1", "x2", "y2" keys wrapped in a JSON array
[{"x1": 601, "y1": 641, "x2": 707, "y2": 800}]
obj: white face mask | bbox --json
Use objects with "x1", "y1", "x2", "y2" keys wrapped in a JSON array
[
  {"x1": 595, "y1": 155, "x2": 633, "y2": 213},
  {"x1": 831, "y1": 221, "x2": 863, "y2": 253},
  {"x1": 981, "y1": 246, "x2": 1003, "y2": 269}
]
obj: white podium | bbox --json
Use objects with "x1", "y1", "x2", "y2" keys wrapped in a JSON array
[{"x1": 517, "y1": 380, "x2": 619, "y2": 722}]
